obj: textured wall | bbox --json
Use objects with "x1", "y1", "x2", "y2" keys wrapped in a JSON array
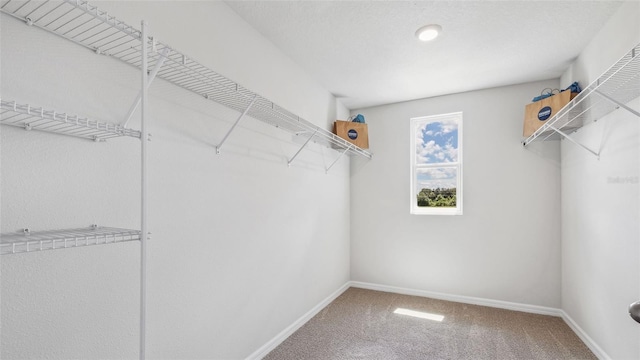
[
  {"x1": 1, "y1": 2, "x2": 351, "y2": 359},
  {"x1": 350, "y1": 80, "x2": 562, "y2": 308},
  {"x1": 560, "y1": 2, "x2": 640, "y2": 359}
]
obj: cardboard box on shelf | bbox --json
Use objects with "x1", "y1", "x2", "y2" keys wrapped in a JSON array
[
  {"x1": 333, "y1": 120, "x2": 369, "y2": 149},
  {"x1": 523, "y1": 91, "x2": 577, "y2": 137}
]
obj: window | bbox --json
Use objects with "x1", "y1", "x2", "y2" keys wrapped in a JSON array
[{"x1": 410, "y1": 112, "x2": 462, "y2": 215}]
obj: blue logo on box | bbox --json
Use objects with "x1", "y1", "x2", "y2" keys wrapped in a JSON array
[
  {"x1": 538, "y1": 106, "x2": 552, "y2": 121},
  {"x1": 348, "y1": 129, "x2": 358, "y2": 140}
]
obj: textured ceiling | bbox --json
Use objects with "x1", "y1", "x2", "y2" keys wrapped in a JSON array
[{"x1": 225, "y1": 0, "x2": 624, "y2": 110}]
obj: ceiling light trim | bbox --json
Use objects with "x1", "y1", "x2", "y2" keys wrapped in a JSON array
[{"x1": 415, "y1": 24, "x2": 442, "y2": 42}]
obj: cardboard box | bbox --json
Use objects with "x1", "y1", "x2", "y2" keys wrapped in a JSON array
[
  {"x1": 333, "y1": 120, "x2": 369, "y2": 149},
  {"x1": 523, "y1": 91, "x2": 577, "y2": 137}
]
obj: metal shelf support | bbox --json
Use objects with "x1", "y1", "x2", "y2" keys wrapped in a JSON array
[
  {"x1": 326, "y1": 145, "x2": 351, "y2": 174},
  {"x1": 549, "y1": 125, "x2": 600, "y2": 158},
  {"x1": 123, "y1": 47, "x2": 170, "y2": 127},
  {"x1": 594, "y1": 89, "x2": 640, "y2": 118},
  {"x1": 216, "y1": 95, "x2": 257, "y2": 154},
  {"x1": 288, "y1": 130, "x2": 318, "y2": 167}
]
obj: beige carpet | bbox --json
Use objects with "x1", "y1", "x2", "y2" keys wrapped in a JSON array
[{"x1": 265, "y1": 288, "x2": 596, "y2": 360}]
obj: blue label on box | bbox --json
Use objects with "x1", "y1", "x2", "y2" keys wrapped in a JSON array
[
  {"x1": 538, "y1": 106, "x2": 552, "y2": 121},
  {"x1": 348, "y1": 129, "x2": 358, "y2": 140}
]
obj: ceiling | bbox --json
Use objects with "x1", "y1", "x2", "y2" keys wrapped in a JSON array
[{"x1": 225, "y1": 0, "x2": 624, "y2": 110}]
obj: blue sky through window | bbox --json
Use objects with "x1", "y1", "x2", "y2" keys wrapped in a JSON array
[{"x1": 415, "y1": 119, "x2": 459, "y2": 164}]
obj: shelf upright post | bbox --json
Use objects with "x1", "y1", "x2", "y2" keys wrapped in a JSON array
[{"x1": 140, "y1": 20, "x2": 149, "y2": 360}]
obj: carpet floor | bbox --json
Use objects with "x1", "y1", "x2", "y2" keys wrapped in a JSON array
[{"x1": 264, "y1": 288, "x2": 596, "y2": 360}]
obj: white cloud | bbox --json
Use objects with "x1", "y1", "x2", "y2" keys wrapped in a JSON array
[
  {"x1": 438, "y1": 118, "x2": 458, "y2": 135},
  {"x1": 421, "y1": 118, "x2": 458, "y2": 137},
  {"x1": 422, "y1": 179, "x2": 455, "y2": 187},
  {"x1": 442, "y1": 137, "x2": 458, "y2": 162},
  {"x1": 416, "y1": 167, "x2": 457, "y2": 193},
  {"x1": 417, "y1": 139, "x2": 457, "y2": 164},
  {"x1": 416, "y1": 119, "x2": 459, "y2": 163},
  {"x1": 418, "y1": 167, "x2": 456, "y2": 179},
  {"x1": 417, "y1": 140, "x2": 444, "y2": 163}
]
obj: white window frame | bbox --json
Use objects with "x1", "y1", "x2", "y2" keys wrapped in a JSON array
[{"x1": 410, "y1": 112, "x2": 463, "y2": 215}]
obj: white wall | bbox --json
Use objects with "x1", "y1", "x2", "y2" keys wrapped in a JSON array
[
  {"x1": 560, "y1": 2, "x2": 640, "y2": 359},
  {"x1": 1, "y1": 2, "x2": 351, "y2": 359},
  {"x1": 350, "y1": 80, "x2": 562, "y2": 307}
]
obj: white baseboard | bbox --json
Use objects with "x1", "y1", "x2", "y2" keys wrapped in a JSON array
[
  {"x1": 560, "y1": 310, "x2": 611, "y2": 360},
  {"x1": 245, "y1": 281, "x2": 351, "y2": 360},
  {"x1": 350, "y1": 281, "x2": 563, "y2": 317}
]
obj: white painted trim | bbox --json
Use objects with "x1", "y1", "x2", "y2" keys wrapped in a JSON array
[
  {"x1": 245, "y1": 282, "x2": 351, "y2": 360},
  {"x1": 560, "y1": 310, "x2": 612, "y2": 360},
  {"x1": 350, "y1": 281, "x2": 563, "y2": 316}
]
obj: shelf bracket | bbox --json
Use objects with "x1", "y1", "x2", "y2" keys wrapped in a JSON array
[
  {"x1": 325, "y1": 145, "x2": 351, "y2": 174},
  {"x1": 287, "y1": 129, "x2": 318, "y2": 167},
  {"x1": 122, "y1": 47, "x2": 171, "y2": 127},
  {"x1": 593, "y1": 90, "x2": 640, "y2": 118},
  {"x1": 216, "y1": 96, "x2": 257, "y2": 154},
  {"x1": 549, "y1": 125, "x2": 600, "y2": 159}
]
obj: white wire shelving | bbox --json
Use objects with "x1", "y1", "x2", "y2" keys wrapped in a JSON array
[
  {"x1": 0, "y1": 0, "x2": 372, "y2": 166},
  {"x1": 1, "y1": 1, "x2": 367, "y2": 358},
  {"x1": 0, "y1": 100, "x2": 142, "y2": 140},
  {"x1": 0, "y1": 226, "x2": 141, "y2": 255},
  {"x1": 523, "y1": 42, "x2": 640, "y2": 157}
]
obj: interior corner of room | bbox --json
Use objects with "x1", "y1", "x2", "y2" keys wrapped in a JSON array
[{"x1": 1, "y1": 1, "x2": 638, "y2": 360}]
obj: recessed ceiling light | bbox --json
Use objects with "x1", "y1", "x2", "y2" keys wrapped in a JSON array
[{"x1": 415, "y1": 24, "x2": 442, "y2": 42}]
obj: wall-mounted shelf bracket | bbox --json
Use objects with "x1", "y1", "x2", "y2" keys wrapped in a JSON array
[
  {"x1": 549, "y1": 125, "x2": 600, "y2": 159},
  {"x1": 594, "y1": 89, "x2": 640, "y2": 118},
  {"x1": 122, "y1": 47, "x2": 170, "y2": 127},
  {"x1": 325, "y1": 145, "x2": 351, "y2": 174},
  {"x1": 288, "y1": 129, "x2": 318, "y2": 167},
  {"x1": 216, "y1": 95, "x2": 257, "y2": 154}
]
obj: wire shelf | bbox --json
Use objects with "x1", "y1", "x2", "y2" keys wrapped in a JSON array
[
  {"x1": 1, "y1": 100, "x2": 142, "y2": 140},
  {"x1": 523, "y1": 43, "x2": 640, "y2": 146},
  {"x1": 0, "y1": 0, "x2": 372, "y2": 159},
  {"x1": 0, "y1": 226, "x2": 141, "y2": 255}
]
